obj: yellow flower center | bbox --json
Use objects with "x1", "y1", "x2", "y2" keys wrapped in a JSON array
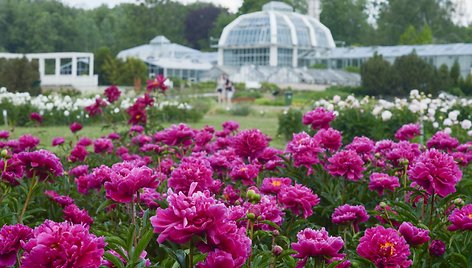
[
  {"x1": 468, "y1": 213, "x2": 472, "y2": 219},
  {"x1": 272, "y1": 180, "x2": 282, "y2": 187},
  {"x1": 240, "y1": 167, "x2": 247, "y2": 172},
  {"x1": 380, "y1": 241, "x2": 395, "y2": 257}
]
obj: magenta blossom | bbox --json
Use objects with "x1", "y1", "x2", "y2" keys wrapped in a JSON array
[
  {"x1": 426, "y1": 131, "x2": 459, "y2": 151},
  {"x1": 44, "y1": 190, "x2": 74, "y2": 207},
  {"x1": 146, "y1": 74, "x2": 168, "y2": 92},
  {"x1": 357, "y1": 226, "x2": 412, "y2": 268},
  {"x1": 69, "y1": 122, "x2": 83, "y2": 133},
  {"x1": 327, "y1": 150, "x2": 365, "y2": 181},
  {"x1": 285, "y1": 132, "x2": 323, "y2": 173},
  {"x1": 17, "y1": 149, "x2": 63, "y2": 181},
  {"x1": 93, "y1": 138, "x2": 114, "y2": 154},
  {"x1": 314, "y1": 127, "x2": 342, "y2": 151},
  {"x1": 331, "y1": 204, "x2": 369, "y2": 232},
  {"x1": 398, "y1": 222, "x2": 430, "y2": 246},
  {"x1": 369, "y1": 173, "x2": 400, "y2": 196},
  {"x1": 302, "y1": 107, "x2": 336, "y2": 130},
  {"x1": 168, "y1": 157, "x2": 216, "y2": 194},
  {"x1": 77, "y1": 137, "x2": 93, "y2": 147},
  {"x1": 104, "y1": 85, "x2": 121, "y2": 103},
  {"x1": 150, "y1": 183, "x2": 227, "y2": 244},
  {"x1": 429, "y1": 240, "x2": 446, "y2": 256},
  {"x1": 408, "y1": 149, "x2": 462, "y2": 198},
  {"x1": 29, "y1": 112, "x2": 43, "y2": 124},
  {"x1": 104, "y1": 165, "x2": 158, "y2": 203},
  {"x1": 395, "y1": 123, "x2": 421, "y2": 141},
  {"x1": 222, "y1": 120, "x2": 240, "y2": 132},
  {"x1": 0, "y1": 224, "x2": 33, "y2": 267},
  {"x1": 69, "y1": 165, "x2": 89, "y2": 178},
  {"x1": 0, "y1": 130, "x2": 10, "y2": 139},
  {"x1": 69, "y1": 145, "x2": 88, "y2": 162},
  {"x1": 448, "y1": 204, "x2": 472, "y2": 231},
  {"x1": 18, "y1": 134, "x2": 40, "y2": 151},
  {"x1": 260, "y1": 177, "x2": 292, "y2": 194},
  {"x1": 229, "y1": 163, "x2": 259, "y2": 186},
  {"x1": 52, "y1": 137, "x2": 65, "y2": 147},
  {"x1": 232, "y1": 129, "x2": 270, "y2": 160},
  {"x1": 278, "y1": 183, "x2": 320, "y2": 219},
  {"x1": 63, "y1": 204, "x2": 94, "y2": 226},
  {"x1": 85, "y1": 97, "x2": 107, "y2": 116},
  {"x1": 154, "y1": 123, "x2": 195, "y2": 147},
  {"x1": 292, "y1": 228, "x2": 345, "y2": 267},
  {"x1": 21, "y1": 220, "x2": 105, "y2": 268},
  {"x1": 0, "y1": 154, "x2": 24, "y2": 185}
]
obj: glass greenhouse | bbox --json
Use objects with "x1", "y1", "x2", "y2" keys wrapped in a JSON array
[{"x1": 217, "y1": 1, "x2": 335, "y2": 68}]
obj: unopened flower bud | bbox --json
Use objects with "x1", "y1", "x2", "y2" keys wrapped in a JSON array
[
  {"x1": 257, "y1": 216, "x2": 263, "y2": 221},
  {"x1": 272, "y1": 230, "x2": 280, "y2": 236},
  {"x1": 247, "y1": 189, "x2": 256, "y2": 199},
  {"x1": 379, "y1": 202, "x2": 387, "y2": 209},
  {"x1": 429, "y1": 240, "x2": 446, "y2": 256},
  {"x1": 453, "y1": 198, "x2": 464, "y2": 206},
  {"x1": 1, "y1": 149, "x2": 8, "y2": 158},
  {"x1": 253, "y1": 194, "x2": 261, "y2": 202},
  {"x1": 272, "y1": 245, "x2": 283, "y2": 256},
  {"x1": 247, "y1": 213, "x2": 256, "y2": 220}
]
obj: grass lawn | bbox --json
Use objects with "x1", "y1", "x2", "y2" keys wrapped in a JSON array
[{"x1": 3, "y1": 113, "x2": 286, "y2": 149}]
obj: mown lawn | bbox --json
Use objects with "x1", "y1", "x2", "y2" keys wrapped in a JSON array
[{"x1": 4, "y1": 113, "x2": 286, "y2": 149}]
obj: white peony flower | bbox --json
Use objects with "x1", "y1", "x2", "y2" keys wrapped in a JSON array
[
  {"x1": 433, "y1": 122, "x2": 439, "y2": 128},
  {"x1": 444, "y1": 127, "x2": 452, "y2": 134},
  {"x1": 381, "y1": 110, "x2": 392, "y2": 121},
  {"x1": 461, "y1": 119, "x2": 471, "y2": 130},
  {"x1": 64, "y1": 110, "x2": 70, "y2": 116},
  {"x1": 443, "y1": 118, "x2": 453, "y2": 126}
]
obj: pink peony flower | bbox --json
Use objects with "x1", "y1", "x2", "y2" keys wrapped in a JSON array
[
  {"x1": 21, "y1": 220, "x2": 105, "y2": 268},
  {"x1": 346, "y1": 136, "x2": 375, "y2": 161},
  {"x1": 29, "y1": 112, "x2": 43, "y2": 124},
  {"x1": 232, "y1": 129, "x2": 270, "y2": 160},
  {"x1": 102, "y1": 248, "x2": 150, "y2": 267},
  {"x1": 278, "y1": 183, "x2": 320, "y2": 219},
  {"x1": 63, "y1": 204, "x2": 94, "y2": 226},
  {"x1": 138, "y1": 188, "x2": 162, "y2": 209},
  {"x1": 286, "y1": 132, "x2": 323, "y2": 172},
  {"x1": 93, "y1": 138, "x2": 114, "y2": 154},
  {"x1": 85, "y1": 97, "x2": 107, "y2": 116},
  {"x1": 331, "y1": 204, "x2": 369, "y2": 232},
  {"x1": 69, "y1": 145, "x2": 88, "y2": 162},
  {"x1": 357, "y1": 226, "x2": 412, "y2": 268},
  {"x1": 68, "y1": 165, "x2": 89, "y2": 178},
  {"x1": 0, "y1": 154, "x2": 24, "y2": 185},
  {"x1": 395, "y1": 123, "x2": 421, "y2": 141},
  {"x1": 447, "y1": 204, "x2": 472, "y2": 231},
  {"x1": 291, "y1": 228, "x2": 345, "y2": 267},
  {"x1": 151, "y1": 183, "x2": 227, "y2": 244},
  {"x1": 17, "y1": 149, "x2": 63, "y2": 181},
  {"x1": 154, "y1": 123, "x2": 195, "y2": 147},
  {"x1": 260, "y1": 177, "x2": 291, "y2": 194},
  {"x1": 108, "y1": 132, "x2": 121, "y2": 140},
  {"x1": 75, "y1": 165, "x2": 111, "y2": 194},
  {"x1": 18, "y1": 134, "x2": 40, "y2": 151},
  {"x1": 327, "y1": 150, "x2": 365, "y2": 181},
  {"x1": 222, "y1": 121, "x2": 240, "y2": 132},
  {"x1": 44, "y1": 190, "x2": 75, "y2": 207},
  {"x1": 130, "y1": 125, "x2": 145, "y2": 134},
  {"x1": 196, "y1": 249, "x2": 241, "y2": 268},
  {"x1": 0, "y1": 130, "x2": 10, "y2": 139},
  {"x1": 146, "y1": 74, "x2": 168, "y2": 92},
  {"x1": 302, "y1": 107, "x2": 336, "y2": 130},
  {"x1": 69, "y1": 122, "x2": 83, "y2": 133},
  {"x1": 168, "y1": 157, "x2": 216, "y2": 194},
  {"x1": 51, "y1": 137, "x2": 65, "y2": 147},
  {"x1": 229, "y1": 163, "x2": 259, "y2": 186},
  {"x1": 104, "y1": 85, "x2": 121, "y2": 103},
  {"x1": 426, "y1": 131, "x2": 459, "y2": 151},
  {"x1": 242, "y1": 195, "x2": 285, "y2": 230},
  {"x1": 429, "y1": 240, "x2": 446, "y2": 256},
  {"x1": 77, "y1": 137, "x2": 93, "y2": 147},
  {"x1": 104, "y1": 165, "x2": 158, "y2": 203},
  {"x1": 398, "y1": 222, "x2": 430, "y2": 246},
  {"x1": 0, "y1": 224, "x2": 33, "y2": 267},
  {"x1": 314, "y1": 127, "x2": 342, "y2": 152},
  {"x1": 408, "y1": 149, "x2": 462, "y2": 198},
  {"x1": 369, "y1": 173, "x2": 400, "y2": 196},
  {"x1": 386, "y1": 141, "x2": 421, "y2": 168}
]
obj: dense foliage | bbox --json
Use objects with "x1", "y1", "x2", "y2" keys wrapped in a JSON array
[
  {"x1": 0, "y1": 58, "x2": 40, "y2": 95},
  {"x1": 0, "y1": 84, "x2": 471, "y2": 267}
]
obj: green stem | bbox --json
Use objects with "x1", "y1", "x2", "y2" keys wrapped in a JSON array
[
  {"x1": 131, "y1": 194, "x2": 137, "y2": 247},
  {"x1": 188, "y1": 240, "x2": 194, "y2": 268},
  {"x1": 429, "y1": 193, "x2": 435, "y2": 228},
  {"x1": 19, "y1": 175, "x2": 38, "y2": 223}
]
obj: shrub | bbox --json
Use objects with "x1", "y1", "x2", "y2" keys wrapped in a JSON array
[
  {"x1": 277, "y1": 108, "x2": 304, "y2": 140},
  {"x1": 230, "y1": 104, "x2": 253, "y2": 116}
]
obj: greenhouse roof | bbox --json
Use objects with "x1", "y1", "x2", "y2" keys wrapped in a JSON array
[{"x1": 325, "y1": 43, "x2": 472, "y2": 59}]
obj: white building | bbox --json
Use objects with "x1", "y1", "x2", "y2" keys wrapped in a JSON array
[
  {"x1": 117, "y1": 36, "x2": 216, "y2": 82},
  {"x1": 217, "y1": 1, "x2": 335, "y2": 68},
  {"x1": 0, "y1": 52, "x2": 98, "y2": 91}
]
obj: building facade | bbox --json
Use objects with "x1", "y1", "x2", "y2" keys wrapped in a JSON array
[{"x1": 217, "y1": 1, "x2": 335, "y2": 68}]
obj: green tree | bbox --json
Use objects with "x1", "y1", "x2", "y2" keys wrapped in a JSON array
[
  {"x1": 449, "y1": 60, "x2": 460, "y2": 86},
  {"x1": 399, "y1": 25, "x2": 433, "y2": 45},
  {"x1": 360, "y1": 53, "x2": 396, "y2": 96},
  {"x1": 435, "y1": 64, "x2": 452, "y2": 92},
  {"x1": 392, "y1": 52, "x2": 436, "y2": 96},
  {"x1": 184, "y1": 4, "x2": 223, "y2": 50},
  {"x1": 0, "y1": 57, "x2": 40, "y2": 95},
  {"x1": 320, "y1": 0, "x2": 373, "y2": 45},
  {"x1": 94, "y1": 47, "x2": 114, "y2": 85}
]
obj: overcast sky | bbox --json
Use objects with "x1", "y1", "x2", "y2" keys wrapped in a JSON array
[
  {"x1": 60, "y1": 0, "x2": 471, "y2": 25},
  {"x1": 60, "y1": 0, "x2": 243, "y2": 12}
]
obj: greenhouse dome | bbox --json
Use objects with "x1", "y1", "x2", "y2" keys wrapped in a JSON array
[{"x1": 218, "y1": 1, "x2": 335, "y2": 68}]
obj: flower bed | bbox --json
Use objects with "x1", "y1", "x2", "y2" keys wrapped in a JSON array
[{"x1": 0, "y1": 82, "x2": 471, "y2": 267}]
